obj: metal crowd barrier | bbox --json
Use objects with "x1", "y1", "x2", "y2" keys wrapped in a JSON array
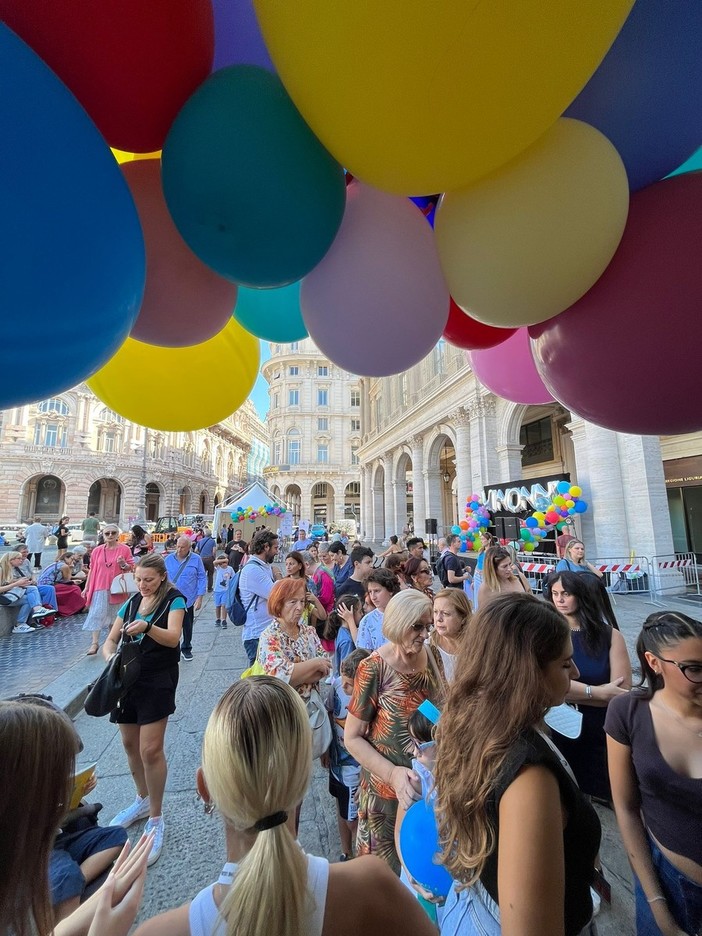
[{"x1": 650, "y1": 553, "x2": 701, "y2": 604}]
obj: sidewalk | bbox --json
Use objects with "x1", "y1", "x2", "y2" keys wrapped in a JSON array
[{"x1": 8, "y1": 582, "x2": 700, "y2": 930}]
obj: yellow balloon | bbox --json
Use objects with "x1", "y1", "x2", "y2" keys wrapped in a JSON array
[
  {"x1": 88, "y1": 319, "x2": 259, "y2": 431},
  {"x1": 435, "y1": 119, "x2": 629, "y2": 327},
  {"x1": 112, "y1": 148, "x2": 161, "y2": 165},
  {"x1": 254, "y1": 1, "x2": 634, "y2": 195}
]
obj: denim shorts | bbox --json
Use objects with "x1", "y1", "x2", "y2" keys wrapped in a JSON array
[
  {"x1": 635, "y1": 836, "x2": 702, "y2": 936},
  {"x1": 50, "y1": 826, "x2": 127, "y2": 904}
]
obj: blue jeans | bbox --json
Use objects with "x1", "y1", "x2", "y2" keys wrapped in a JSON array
[
  {"x1": 17, "y1": 585, "x2": 43, "y2": 624},
  {"x1": 635, "y1": 837, "x2": 702, "y2": 935},
  {"x1": 243, "y1": 638, "x2": 259, "y2": 666},
  {"x1": 38, "y1": 584, "x2": 58, "y2": 611}
]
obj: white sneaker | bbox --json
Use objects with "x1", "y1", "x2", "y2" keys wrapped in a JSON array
[
  {"x1": 13, "y1": 623, "x2": 39, "y2": 634},
  {"x1": 109, "y1": 795, "x2": 151, "y2": 828},
  {"x1": 144, "y1": 816, "x2": 164, "y2": 866},
  {"x1": 32, "y1": 606, "x2": 53, "y2": 618}
]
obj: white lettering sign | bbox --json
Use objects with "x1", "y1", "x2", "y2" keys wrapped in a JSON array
[{"x1": 486, "y1": 481, "x2": 560, "y2": 514}]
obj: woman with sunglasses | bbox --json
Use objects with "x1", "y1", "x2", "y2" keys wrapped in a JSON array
[
  {"x1": 606, "y1": 612, "x2": 702, "y2": 936},
  {"x1": 402, "y1": 556, "x2": 436, "y2": 601},
  {"x1": 82, "y1": 525, "x2": 134, "y2": 656},
  {"x1": 345, "y1": 590, "x2": 445, "y2": 874}
]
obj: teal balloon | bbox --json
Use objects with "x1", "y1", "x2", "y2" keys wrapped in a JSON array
[
  {"x1": 667, "y1": 145, "x2": 702, "y2": 178},
  {"x1": 234, "y1": 281, "x2": 308, "y2": 342},
  {"x1": 162, "y1": 65, "x2": 346, "y2": 288},
  {"x1": 0, "y1": 24, "x2": 145, "y2": 409}
]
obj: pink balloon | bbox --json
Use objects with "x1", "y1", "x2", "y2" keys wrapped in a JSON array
[
  {"x1": 301, "y1": 182, "x2": 449, "y2": 376},
  {"x1": 530, "y1": 173, "x2": 702, "y2": 434},
  {"x1": 468, "y1": 328, "x2": 553, "y2": 404},
  {"x1": 122, "y1": 159, "x2": 237, "y2": 347}
]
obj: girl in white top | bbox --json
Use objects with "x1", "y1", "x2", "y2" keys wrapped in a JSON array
[
  {"x1": 134, "y1": 677, "x2": 435, "y2": 936},
  {"x1": 428, "y1": 588, "x2": 472, "y2": 682}
]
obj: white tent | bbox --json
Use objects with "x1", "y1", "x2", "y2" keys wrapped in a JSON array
[{"x1": 213, "y1": 481, "x2": 289, "y2": 541}]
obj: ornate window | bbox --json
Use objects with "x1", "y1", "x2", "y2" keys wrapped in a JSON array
[
  {"x1": 317, "y1": 417, "x2": 329, "y2": 431},
  {"x1": 317, "y1": 388, "x2": 329, "y2": 407},
  {"x1": 351, "y1": 444, "x2": 360, "y2": 466},
  {"x1": 38, "y1": 398, "x2": 69, "y2": 416},
  {"x1": 350, "y1": 389, "x2": 360, "y2": 407},
  {"x1": 350, "y1": 418, "x2": 361, "y2": 433},
  {"x1": 317, "y1": 365, "x2": 329, "y2": 377},
  {"x1": 289, "y1": 366, "x2": 299, "y2": 376},
  {"x1": 287, "y1": 428, "x2": 301, "y2": 465},
  {"x1": 317, "y1": 443, "x2": 329, "y2": 464},
  {"x1": 288, "y1": 389, "x2": 299, "y2": 406}
]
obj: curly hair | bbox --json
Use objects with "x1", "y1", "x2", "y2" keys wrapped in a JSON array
[{"x1": 435, "y1": 593, "x2": 569, "y2": 886}]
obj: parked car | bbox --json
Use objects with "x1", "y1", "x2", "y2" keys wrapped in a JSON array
[{"x1": 309, "y1": 524, "x2": 327, "y2": 540}]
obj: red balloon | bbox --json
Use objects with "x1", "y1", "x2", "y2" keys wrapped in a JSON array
[
  {"x1": 122, "y1": 159, "x2": 237, "y2": 347},
  {"x1": 530, "y1": 173, "x2": 702, "y2": 435},
  {"x1": 443, "y1": 298, "x2": 516, "y2": 350},
  {"x1": 0, "y1": 0, "x2": 214, "y2": 152}
]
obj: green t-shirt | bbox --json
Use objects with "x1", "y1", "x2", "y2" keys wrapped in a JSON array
[{"x1": 82, "y1": 517, "x2": 100, "y2": 535}]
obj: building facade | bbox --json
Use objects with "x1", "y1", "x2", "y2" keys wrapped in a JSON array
[
  {"x1": 0, "y1": 388, "x2": 268, "y2": 527},
  {"x1": 357, "y1": 340, "x2": 702, "y2": 562},
  {"x1": 262, "y1": 339, "x2": 362, "y2": 527}
]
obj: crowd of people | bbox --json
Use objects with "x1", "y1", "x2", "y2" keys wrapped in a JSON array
[{"x1": 2, "y1": 521, "x2": 701, "y2": 936}]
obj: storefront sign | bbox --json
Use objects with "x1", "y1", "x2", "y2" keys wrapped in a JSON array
[
  {"x1": 663, "y1": 455, "x2": 702, "y2": 488},
  {"x1": 484, "y1": 473, "x2": 570, "y2": 514}
]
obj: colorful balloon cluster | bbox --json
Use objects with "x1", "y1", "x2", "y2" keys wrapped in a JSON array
[
  {"x1": 230, "y1": 503, "x2": 287, "y2": 524},
  {"x1": 518, "y1": 482, "x2": 588, "y2": 552},
  {"x1": 450, "y1": 495, "x2": 492, "y2": 552},
  {"x1": 1, "y1": 0, "x2": 701, "y2": 438}
]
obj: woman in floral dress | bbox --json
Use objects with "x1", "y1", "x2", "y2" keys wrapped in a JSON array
[{"x1": 344, "y1": 590, "x2": 446, "y2": 874}]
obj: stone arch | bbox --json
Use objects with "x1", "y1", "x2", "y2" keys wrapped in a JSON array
[
  {"x1": 145, "y1": 482, "x2": 163, "y2": 520},
  {"x1": 180, "y1": 485, "x2": 193, "y2": 515},
  {"x1": 372, "y1": 462, "x2": 386, "y2": 541},
  {"x1": 20, "y1": 473, "x2": 67, "y2": 522},
  {"x1": 394, "y1": 449, "x2": 414, "y2": 536},
  {"x1": 87, "y1": 477, "x2": 124, "y2": 523},
  {"x1": 311, "y1": 481, "x2": 335, "y2": 524},
  {"x1": 425, "y1": 430, "x2": 458, "y2": 536},
  {"x1": 284, "y1": 483, "x2": 302, "y2": 524}
]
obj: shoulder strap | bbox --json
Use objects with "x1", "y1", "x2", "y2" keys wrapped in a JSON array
[{"x1": 171, "y1": 557, "x2": 190, "y2": 583}]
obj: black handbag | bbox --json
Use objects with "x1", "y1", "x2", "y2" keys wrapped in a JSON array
[{"x1": 84, "y1": 630, "x2": 142, "y2": 717}]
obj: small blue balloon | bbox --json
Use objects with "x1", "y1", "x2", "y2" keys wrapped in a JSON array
[
  {"x1": 399, "y1": 799, "x2": 452, "y2": 900},
  {"x1": 574, "y1": 500, "x2": 588, "y2": 514},
  {"x1": 234, "y1": 281, "x2": 308, "y2": 342},
  {"x1": 0, "y1": 25, "x2": 145, "y2": 409},
  {"x1": 557, "y1": 480, "x2": 571, "y2": 495},
  {"x1": 525, "y1": 517, "x2": 538, "y2": 528},
  {"x1": 451, "y1": 525, "x2": 461, "y2": 535}
]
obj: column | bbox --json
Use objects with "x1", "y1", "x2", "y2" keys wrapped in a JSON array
[
  {"x1": 452, "y1": 407, "x2": 472, "y2": 512},
  {"x1": 617, "y1": 434, "x2": 674, "y2": 557},
  {"x1": 393, "y1": 475, "x2": 408, "y2": 539},
  {"x1": 360, "y1": 465, "x2": 371, "y2": 541},
  {"x1": 469, "y1": 396, "x2": 500, "y2": 490},
  {"x1": 371, "y1": 467, "x2": 385, "y2": 541},
  {"x1": 410, "y1": 435, "x2": 426, "y2": 534},
  {"x1": 567, "y1": 417, "x2": 628, "y2": 558},
  {"x1": 383, "y1": 452, "x2": 396, "y2": 538},
  {"x1": 495, "y1": 443, "x2": 524, "y2": 483}
]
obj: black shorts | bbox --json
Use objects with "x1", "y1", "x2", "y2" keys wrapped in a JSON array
[
  {"x1": 329, "y1": 772, "x2": 359, "y2": 823},
  {"x1": 110, "y1": 667, "x2": 179, "y2": 726}
]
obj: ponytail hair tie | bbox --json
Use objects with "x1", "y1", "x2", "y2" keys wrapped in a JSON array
[{"x1": 253, "y1": 811, "x2": 288, "y2": 832}]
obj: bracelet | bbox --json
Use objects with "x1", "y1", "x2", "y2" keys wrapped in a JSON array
[
  {"x1": 145, "y1": 621, "x2": 153, "y2": 633},
  {"x1": 646, "y1": 895, "x2": 667, "y2": 905},
  {"x1": 585, "y1": 685, "x2": 593, "y2": 700}
]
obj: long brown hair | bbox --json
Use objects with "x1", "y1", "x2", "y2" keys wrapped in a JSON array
[
  {"x1": 0, "y1": 701, "x2": 80, "y2": 936},
  {"x1": 435, "y1": 594, "x2": 569, "y2": 885},
  {"x1": 481, "y1": 546, "x2": 512, "y2": 591}
]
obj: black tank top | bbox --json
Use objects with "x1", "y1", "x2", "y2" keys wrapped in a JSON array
[{"x1": 481, "y1": 728, "x2": 601, "y2": 936}]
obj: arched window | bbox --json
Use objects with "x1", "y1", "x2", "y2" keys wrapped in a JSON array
[
  {"x1": 98, "y1": 406, "x2": 124, "y2": 424},
  {"x1": 38, "y1": 398, "x2": 69, "y2": 416},
  {"x1": 287, "y1": 428, "x2": 301, "y2": 465}
]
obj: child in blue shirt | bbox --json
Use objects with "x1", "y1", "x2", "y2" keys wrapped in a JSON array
[
  {"x1": 213, "y1": 552, "x2": 233, "y2": 629},
  {"x1": 325, "y1": 647, "x2": 370, "y2": 861}
]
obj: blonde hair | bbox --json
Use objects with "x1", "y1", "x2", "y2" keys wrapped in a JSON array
[
  {"x1": 202, "y1": 678, "x2": 313, "y2": 936},
  {"x1": 381, "y1": 589, "x2": 432, "y2": 644},
  {"x1": 563, "y1": 539, "x2": 585, "y2": 564},
  {"x1": 0, "y1": 551, "x2": 22, "y2": 585},
  {"x1": 481, "y1": 546, "x2": 513, "y2": 592},
  {"x1": 429, "y1": 588, "x2": 472, "y2": 649}
]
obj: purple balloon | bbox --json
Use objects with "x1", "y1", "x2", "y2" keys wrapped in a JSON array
[
  {"x1": 468, "y1": 329, "x2": 552, "y2": 405},
  {"x1": 301, "y1": 183, "x2": 449, "y2": 377},
  {"x1": 212, "y1": 0, "x2": 274, "y2": 72}
]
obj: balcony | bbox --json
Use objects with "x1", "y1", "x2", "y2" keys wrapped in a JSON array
[{"x1": 24, "y1": 444, "x2": 72, "y2": 455}]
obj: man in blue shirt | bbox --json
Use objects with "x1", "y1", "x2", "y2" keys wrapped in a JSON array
[
  {"x1": 293, "y1": 532, "x2": 313, "y2": 551},
  {"x1": 239, "y1": 529, "x2": 279, "y2": 665},
  {"x1": 165, "y1": 536, "x2": 206, "y2": 662}
]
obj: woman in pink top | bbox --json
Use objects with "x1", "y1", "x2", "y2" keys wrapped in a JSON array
[{"x1": 83, "y1": 524, "x2": 134, "y2": 655}]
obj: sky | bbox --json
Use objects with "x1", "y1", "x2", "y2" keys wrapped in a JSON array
[{"x1": 249, "y1": 341, "x2": 270, "y2": 421}]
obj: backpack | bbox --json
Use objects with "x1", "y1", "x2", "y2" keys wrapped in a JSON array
[
  {"x1": 51, "y1": 524, "x2": 61, "y2": 537},
  {"x1": 226, "y1": 566, "x2": 259, "y2": 627},
  {"x1": 435, "y1": 553, "x2": 450, "y2": 587}
]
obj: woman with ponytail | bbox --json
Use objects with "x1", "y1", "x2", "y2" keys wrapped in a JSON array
[{"x1": 134, "y1": 677, "x2": 435, "y2": 936}]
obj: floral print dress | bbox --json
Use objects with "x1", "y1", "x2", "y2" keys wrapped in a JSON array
[
  {"x1": 257, "y1": 619, "x2": 327, "y2": 701},
  {"x1": 348, "y1": 647, "x2": 445, "y2": 873}
]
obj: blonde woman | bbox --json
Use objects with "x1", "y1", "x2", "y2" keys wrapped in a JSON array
[
  {"x1": 345, "y1": 590, "x2": 446, "y2": 873},
  {"x1": 429, "y1": 588, "x2": 472, "y2": 681},
  {"x1": 82, "y1": 524, "x2": 133, "y2": 655},
  {"x1": 132, "y1": 678, "x2": 436, "y2": 936},
  {"x1": 436, "y1": 594, "x2": 601, "y2": 936},
  {"x1": 0, "y1": 551, "x2": 53, "y2": 633},
  {"x1": 556, "y1": 540, "x2": 604, "y2": 579},
  {"x1": 476, "y1": 546, "x2": 531, "y2": 609}
]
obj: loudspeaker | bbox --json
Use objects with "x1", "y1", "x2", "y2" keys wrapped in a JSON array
[
  {"x1": 496, "y1": 516, "x2": 520, "y2": 540},
  {"x1": 425, "y1": 518, "x2": 438, "y2": 535}
]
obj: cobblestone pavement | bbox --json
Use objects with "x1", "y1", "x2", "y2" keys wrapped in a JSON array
[{"x1": 7, "y1": 564, "x2": 701, "y2": 933}]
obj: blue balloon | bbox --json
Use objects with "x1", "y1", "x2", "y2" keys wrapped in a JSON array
[
  {"x1": 566, "y1": 0, "x2": 702, "y2": 192},
  {"x1": 162, "y1": 66, "x2": 346, "y2": 288},
  {"x1": 0, "y1": 25, "x2": 145, "y2": 409},
  {"x1": 234, "y1": 281, "x2": 308, "y2": 342},
  {"x1": 451, "y1": 525, "x2": 461, "y2": 535},
  {"x1": 556, "y1": 480, "x2": 571, "y2": 495},
  {"x1": 667, "y1": 146, "x2": 702, "y2": 179},
  {"x1": 525, "y1": 517, "x2": 538, "y2": 528},
  {"x1": 399, "y1": 799, "x2": 452, "y2": 900},
  {"x1": 574, "y1": 500, "x2": 588, "y2": 514}
]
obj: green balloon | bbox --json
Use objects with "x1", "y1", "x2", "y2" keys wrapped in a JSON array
[
  {"x1": 234, "y1": 281, "x2": 308, "y2": 342},
  {"x1": 162, "y1": 66, "x2": 346, "y2": 288},
  {"x1": 519, "y1": 528, "x2": 532, "y2": 541}
]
